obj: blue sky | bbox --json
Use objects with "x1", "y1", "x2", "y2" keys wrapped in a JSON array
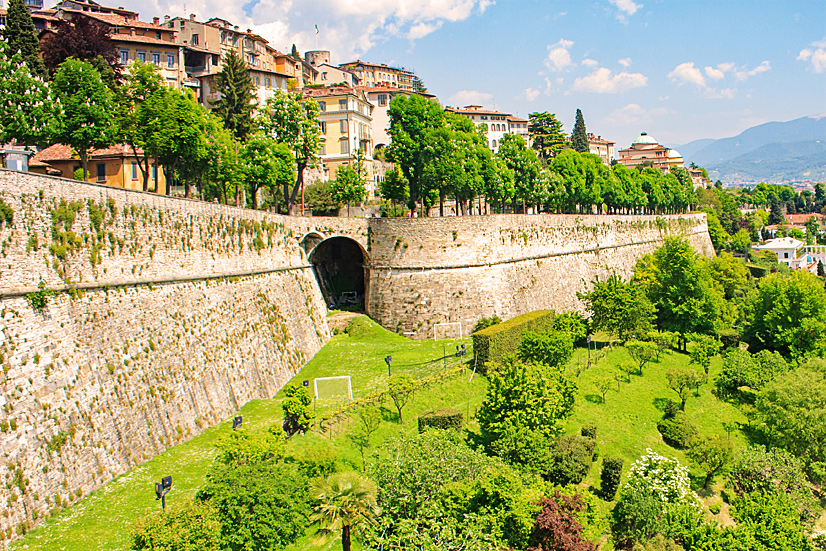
[{"x1": 127, "y1": 0, "x2": 825, "y2": 152}]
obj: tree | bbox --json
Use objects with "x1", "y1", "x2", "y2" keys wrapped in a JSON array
[
  {"x1": 687, "y1": 435, "x2": 732, "y2": 490},
  {"x1": 202, "y1": 117, "x2": 242, "y2": 204},
  {"x1": 282, "y1": 383, "x2": 314, "y2": 436},
  {"x1": 768, "y1": 195, "x2": 785, "y2": 226},
  {"x1": 478, "y1": 358, "x2": 576, "y2": 445},
  {"x1": 526, "y1": 491, "x2": 596, "y2": 551},
  {"x1": 519, "y1": 330, "x2": 574, "y2": 368},
  {"x1": 667, "y1": 367, "x2": 700, "y2": 410},
  {"x1": 130, "y1": 499, "x2": 222, "y2": 551},
  {"x1": 1, "y1": 0, "x2": 47, "y2": 78},
  {"x1": 330, "y1": 161, "x2": 367, "y2": 216},
  {"x1": 528, "y1": 111, "x2": 567, "y2": 161},
  {"x1": 571, "y1": 108, "x2": 589, "y2": 153},
  {"x1": 311, "y1": 472, "x2": 380, "y2": 551},
  {"x1": 648, "y1": 331, "x2": 676, "y2": 361},
  {"x1": 304, "y1": 180, "x2": 342, "y2": 214},
  {"x1": 197, "y1": 462, "x2": 311, "y2": 551},
  {"x1": 600, "y1": 457, "x2": 624, "y2": 501},
  {"x1": 214, "y1": 426, "x2": 285, "y2": 467},
  {"x1": 689, "y1": 334, "x2": 722, "y2": 374},
  {"x1": 41, "y1": 16, "x2": 119, "y2": 77},
  {"x1": 290, "y1": 44, "x2": 300, "y2": 60},
  {"x1": 240, "y1": 134, "x2": 295, "y2": 209},
  {"x1": 625, "y1": 341, "x2": 657, "y2": 375},
  {"x1": 579, "y1": 274, "x2": 655, "y2": 342},
  {"x1": 211, "y1": 50, "x2": 256, "y2": 143},
  {"x1": 51, "y1": 59, "x2": 117, "y2": 180},
  {"x1": 730, "y1": 228, "x2": 752, "y2": 255},
  {"x1": 259, "y1": 90, "x2": 322, "y2": 215},
  {"x1": 347, "y1": 406, "x2": 381, "y2": 471},
  {"x1": 595, "y1": 376, "x2": 613, "y2": 404},
  {"x1": 806, "y1": 216, "x2": 819, "y2": 244},
  {"x1": 497, "y1": 133, "x2": 541, "y2": 212},
  {"x1": 388, "y1": 374, "x2": 415, "y2": 424},
  {"x1": 0, "y1": 37, "x2": 55, "y2": 147}
]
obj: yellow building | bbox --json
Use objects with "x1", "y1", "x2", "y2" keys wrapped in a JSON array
[
  {"x1": 338, "y1": 60, "x2": 416, "y2": 91},
  {"x1": 445, "y1": 105, "x2": 530, "y2": 153},
  {"x1": 303, "y1": 86, "x2": 375, "y2": 191},
  {"x1": 618, "y1": 132, "x2": 685, "y2": 170}
]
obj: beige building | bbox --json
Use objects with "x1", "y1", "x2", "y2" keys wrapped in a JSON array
[
  {"x1": 618, "y1": 132, "x2": 685, "y2": 171},
  {"x1": 445, "y1": 105, "x2": 530, "y2": 153},
  {"x1": 356, "y1": 85, "x2": 415, "y2": 151},
  {"x1": 338, "y1": 60, "x2": 416, "y2": 91},
  {"x1": 303, "y1": 86, "x2": 375, "y2": 194},
  {"x1": 587, "y1": 133, "x2": 615, "y2": 165}
]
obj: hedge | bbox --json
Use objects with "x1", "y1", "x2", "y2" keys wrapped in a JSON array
[
  {"x1": 472, "y1": 310, "x2": 555, "y2": 369},
  {"x1": 418, "y1": 409, "x2": 463, "y2": 433}
]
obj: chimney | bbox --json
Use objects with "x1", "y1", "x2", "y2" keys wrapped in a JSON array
[
  {"x1": 246, "y1": 28, "x2": 251, "y2": 33},
  {"x1": 234, "y1": 25, "x2": 239, "y2": 30},
  {"x1": 153, "y1": 16, "x2": 159, "y2": 24},
  {"x1": 164, "y1": 15, "x2": 170, "y2": 22},
  {"x1": 189, "y1": 13, "x2": 195, "y2": 21}
]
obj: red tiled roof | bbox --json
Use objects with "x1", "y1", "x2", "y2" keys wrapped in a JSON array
[
  {"x1": 66, "y1": 9, "x2": 169, "y2": 30},
  {"x1": 110, "y1": 33, "x2": 178, "y2": 46},
  {"x1": 32, "y1": 143, "x2": 141, "y2": 162},
  {"x1": 786, "y1": 213, "x2": 825, "y2": 224},
  {"x1": 302, "y1": 86, "x2": 358, "y2": 98},
  {"x1": 446, "y1": 107, "x2": 515, "y2": 117}
]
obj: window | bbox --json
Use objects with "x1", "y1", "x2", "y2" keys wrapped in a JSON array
[
  {"x1": 265, "y1": 77, "x2": 271, "y2": 88},
  {"x1": 340, "y1": 140, "x2": 349, "y2": 154},
  {"x1": 339, "y1": 99, "x2": 347, "y2": 110},
  {"x1": 321, "y1": 71, "x2": 327, "y2": 81},
  {"x1": 155, "y1": 31, "x2": 161, "y2": 39},
  {"x1": 319, "y1": 121, "x2": 327, "y2": 133},
  {"x1": 96, "y1": 163, "x2": 106, "y2": 182},
  {"x1": 120, "y1": 50, "x2": 129, "y2": 64},
  {"x1": 318, "y1": 101, "x2": 326, "y2": 112},
  {"x1": 320, "y1": 144, "x2": 326, "y2": 155},
  {"x1": 137, "y1": 51, "x2": 146, "y2": 62},
  {"x1": 785, "y1": 252, "x2": 789, "y2": 258},
  {"x1": 378, "y1": 94, "x2": 387, "y2": 106},
  {"x1": 340, "y1": 119, "x2": 347, "y2": 133},
  {"x1": 131, "y1": 162, "x2": 138, "y2": 180},
  {"x1": 152, "y1": 52, "x2": 160, "y2": 65},
  {"x1": 492, "y1": 140, "x2": 497, "y2": 149},
  {"x1": 167, "y1": 53, "x2": 175, "y2": 68},
  {"x1": 191, "y1": 34, "x2": 199, "y2": 45},
  {"x1": 255, "y1": 76, "x2": 260, "y2": 86}
]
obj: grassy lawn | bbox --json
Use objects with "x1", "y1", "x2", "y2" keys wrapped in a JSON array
[{"x1": 12, "y1": 316, "x2": 478, "y2": 551}]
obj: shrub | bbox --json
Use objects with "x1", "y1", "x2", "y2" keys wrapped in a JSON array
[
  {"x1": 552, "y1": 311, "x2": 587, "y2": 344},
  {"x1": 657, "y1": 411, "x2": 697, "y2": 449},
  {"x1": 131, "y1": 499, "x2": 222, "y2": 551},
  {"x1": 545, "y1": 434, "x2": 596, "y2": 485},
  {"x1": 473, "y1": 315, "x2": 502, "y2": 333},
  {"x1": 520, "y1": 330, "x2": 574, "y2": 369},
  {"x1": 527, "y1": 491, "x2": 596, "y2": 551},
  {"x1": 282, "y1": 383, "x2": 314, "y2": 437},
  {"x1": 601, "y1": 456, "x2": 624, "y2": 501},
  {"x1": 472, "y1": 310, "x2": 555, "y2": 368},
  {"x1": 0, "y1": 200, "x2": 13, "y2": 227},
  {"x1": 581, "y1": 423, "x2": 597, "y2": 440},
  {"x1": 418, "y1": 409, "x2": 463, "y2": 432}
]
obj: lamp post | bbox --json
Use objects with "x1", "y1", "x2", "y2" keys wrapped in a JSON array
[
  {"x1": 155, "y1": 475, "x2": 172, "y2": 510},
  {"x1": 385, "y1": 355, "x2": 392, "y2": 376},
  {"x1": 455, "y1": 344, "x2": 466, "y2": 367},
  {"x1": 232, "y1": 415, "x2": 243, "y2": 430}
]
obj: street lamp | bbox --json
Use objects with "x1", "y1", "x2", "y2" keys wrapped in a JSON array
[
  {"x1": 232, "y1": 415, "x2": 243, "y2": 430},
  {"x1": 385, "y1": 355, "x2": 392, "y2": 376},
  {"x1": 155, "y1": 475, "x2": 172, "y2": 510}
]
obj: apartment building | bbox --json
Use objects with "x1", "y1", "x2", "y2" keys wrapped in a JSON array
[
  {"x1": 304, "y1": 86, "x2": 375, "y2": 192},
  {"x1": 587, "y1": 133, "x2": 615, "y2": 166},
  {"x1": 338, "y1": 60, "x2": 416, "y2": 91},
  {"x1": 445, "y1": 105, "x2": 530, "y2": 153}
]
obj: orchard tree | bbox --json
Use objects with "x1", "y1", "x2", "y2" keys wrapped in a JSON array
[
  {"x1": 388, "y1": 374, "x2": 415, "y2": 424},
  {"x1": 259, "y1": 90, "x2": 322, "y2": 214},
  {"x1": 347, "y1": 406, "x2": 381, "y2": 471},
  {"x1": 578, "y1": 273, "x2": 655, "y2": 342},
  {"x1": 528, "y1": 111, "x2": 567, "y2": 162},
  {"x1": 0, "y1": 37, "x2": 55, "y2": 146},
  {"x1": 1, "y1": 0, "x2": 47, "y2": 78},
  {"x1": 51, "y1": 59, "x2": 117, "y2": 180},
  {"x1": 212, "y1": 50, "x2": 256, "y2": 143},
  {"x1": 240, "y1": 133, "x2": 295, "y2": 209},
  {"x1": 688, "y1": 436, "x2": 733, "y2": 489},
  {"x1": 689, "y1": 333, "x2": 722, "y2": 374},
  {"x1": 625, "y1": 341, "x2": 658, "y2": 375},
  {"x1": 571, "y1": 108, "x2": 589, "y2": 153},
  {"x1": 667, "y1": 367, "x2": 701, "y2": 410}
]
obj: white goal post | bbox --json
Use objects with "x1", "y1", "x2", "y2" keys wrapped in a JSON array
[
  {"x1": 313, "y1": 375, "x2": 353, "y2": 400},
  {"x1": 434, "y1": 322, "x2": 463, "y2": 341}
]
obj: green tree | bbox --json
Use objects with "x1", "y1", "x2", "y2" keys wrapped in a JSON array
[
  {"x1": 282, "y1": 383, "x2": 314, "y2": 436},
  {"x1": 214, "y1": 426, "x2": 285, "y2": 467},
  {"x1": 806, "y1": 216, "x2": 819, "y2": 244},
  {"x1": 211, "y1": 50, "x2": 255, "y2": 143},
  {"x1": 730, "y1": 228, "x2": 752, "y2": 256},
  {"x1": 478, "y1": 357, "x2": 576, "y2": 445},
  {"x1": 528, "y1": 111, "x2": 567, "y2": 162},
  {"x1": 497, "y1": 133, "x2": 542, "y2": 212},
  {"x1": 388, "y1": 374, "x2": 415, "y2": 424},
  {"x1": 687, "y1": 436, "x2": 733, "y2": 489},
  {"x1": 579, "y1": 273, "x2": 655, "y2": 342},
  {"x1": 1, "y1": 0, "x2": 46, "y2": 78},
  {"x1": 595, "y1": 376, "x2": 614, "y2": 403},
  {"x1": 380, "y1": 166, "x2": 409, "y2": 207},
  {"x1": 51, "y1": 58, "x2": 117, "y2": 180},
  {"x1": 667, "y1": 367, "x2": 701, "y2": 410},
  {"x1": 0, "y1": 37, "x2": 55, "y2": 147},
  {"x1": 311, "y1": 472, "x2": 380, "y2": 551},
  {"x1": 130, "y1": 499, "x2": 222, "y2": 551},
  {"x1": 519, "y1": 330, "x2": 574, "y2": 368},
  {"x1": 768, "y1": 195, "x2": 785, "y2": 226},
  {"x1": 290, "y1": 44, "x2": 300, "y2": 60},
  {"x1": 571, "y1": 108, "x2": 589, "y2": 153},
  {"x1": 240, "y1": 133, "x2": 295, "y2": 209},
  {"x1": 202, "y1": 116, "x2": 242, "y2": 204},
  {"x1": 304, "y1": 180, "x2": 342, "y2": 214},
  {"x1": 259, "y1": 90, "x2": 322, "y2": 215},
  {"x1": 625, "y1": 341, "x2": 658, "y2": 375},
  {"x1": 347, "y1": 406, "x2": 381, "y2": 471},
  {"x1": 689, "y1": 334, "x2": 722, "y2": 374},
  {"x1": 330, "y1": 162, "x2": 367, "y2": 216}
]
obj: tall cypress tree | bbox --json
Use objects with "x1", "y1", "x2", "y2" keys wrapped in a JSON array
[
  {"x1": 211, "y1": 50, "x2": 256, "y2": 142},
  {"x1": 571, "y1": 108, "x2": 589, "y2": 153},
  {"x1": 2, "y1": 0, "x2": 47, "y2": 78}
]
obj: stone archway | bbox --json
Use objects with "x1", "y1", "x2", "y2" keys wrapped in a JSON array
[{"x1": 308, "y1": 236, "x2": 368, "y2": 310}]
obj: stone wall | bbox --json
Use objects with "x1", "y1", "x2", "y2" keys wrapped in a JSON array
[
  {"x1": 365, "y1": 214, "x2": 713, "y2": 338},
  {"x1": 0, "y1": 170, "x2": 329, "y2": 543}
]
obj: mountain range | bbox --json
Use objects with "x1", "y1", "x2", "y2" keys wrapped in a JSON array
[{"x1": 671, "y1": 114, "x2": 826, "y2": 185}]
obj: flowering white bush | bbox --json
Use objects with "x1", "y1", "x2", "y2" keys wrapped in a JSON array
[{"x1": 623, "y1": 448, "x2": 702, "y2": 510}]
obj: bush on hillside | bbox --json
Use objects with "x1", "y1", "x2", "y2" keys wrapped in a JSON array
[
  {"x1": 657, "y1": 411, "x2": 697, "y2": 449},
  {"x1": 473, "y1": 315, "x2": 502, "y2": 333},
  {"x1": 520, "y1": 330, "x2": 575, "y2": 369},
  {"x1": 472, "y1": 310, "x2": 555, "y2": 370},
  {"x1": 552, "y1": 311, "x2": 588, "y2": 344},
  {"x1": 545, "y1": 434, "x2": 596, "y2": 486},
  {"x1": 581, "y1": 423, "x2": 597, "y2": 440},
  {"x1": 600, "y1": 456, "x2": 624, "y2": 501},
  {"x1": 418, "y1": 409, "x2": 463, "y2": 433}
]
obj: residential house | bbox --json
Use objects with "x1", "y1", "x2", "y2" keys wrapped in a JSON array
[
  {"x1": 31, "y1": 143, "x2": 168, "y2": 193},
  {"x1": 754, "y1": 237, "x2": 805, "y2": 268},
  {"x1": 338, "y1": 60, "x2": 416, "y2": 91},
  {"x1": 587, "y1": 133, "x2": 614, "y2": 165},
  {"x1": 303, "y1": 86, "x2": 375, "y2": 193},
  {"x1": 444, "y1": 105, "x2": 530, "y2": 153},
  {"x1": 618, "y1": 133, "x2": 685, "y2": 171}
]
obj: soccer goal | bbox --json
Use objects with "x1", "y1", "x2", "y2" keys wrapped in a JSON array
[
  {"x1": 434, "y1": 322, "x2": 463, "y2": 341},
  {"x1": 314, "y1": 376, "x2": 353, "y2": 401}
]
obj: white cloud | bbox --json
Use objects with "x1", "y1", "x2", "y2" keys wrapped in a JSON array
[
  {"x1": 735, "y1": 60, "x2": 771, "y2": 81},
  {"x1": 717, "y1": 62, "x2": 735, "y2": 72},
  {"x1": 545, "y1": 39, "x2": 574, "y2": 71},
  {"x1": 704, "y1": 66, "x2": 725, "y2": 80},
  {"x1": 581, "y1": 58, "x2": 599, "y2": 67},
  {"x1": 523, "y1": 87, "x2": 540, "y2": 102},
  {"x1": 798, "y1": 40, "x2": 826, "y2": 73},
  {"x1": 704, "y1": 88, "x2": 737, "y2": 99},
  {"x1": 604, "y1": 103, "x2": 669, "y2": 126},
  {"x1": 618, "y1": 57, "x2": 632, "y2": 67},
  {"x1": 668, "y1": 62, "x2": 706, "y2": 87},
  {"x1": 407, "y1": 21, "x2": 443, "y2": 39},
  {"x1": 449, "y1": 89, "x2": 494, "y2": 106},
  {"x1": 608, "y1": 0, "x2": 641, "y2": 21},
  {"x1": 573, "y1": 67, "x2": 647, "y2": 93}
]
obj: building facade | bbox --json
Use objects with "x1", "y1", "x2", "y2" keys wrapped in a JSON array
[
  {"x1": 618, "y1": 132, "x2": 685, "y2": 171},
  {"x1": 587, "y1": 133, "x2": 615, "y2": 165},
  {"x1": 445, "y1": 105, "x2": 530, "y2": 153},
  {"x1": 338, "y1": 60, "x2": 416, "y2": 91}
]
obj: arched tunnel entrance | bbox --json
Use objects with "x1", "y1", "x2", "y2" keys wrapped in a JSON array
[{"x1": 308, "y1": 237, "x2": 367, "y2": 310}]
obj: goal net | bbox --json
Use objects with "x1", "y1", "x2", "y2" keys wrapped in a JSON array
[
  {"x1": 314, "y1": 376, "x2": 353, "y2": 401},
  {"x1": 434, "y1": 322, "x2": 463, "y2": 341}
]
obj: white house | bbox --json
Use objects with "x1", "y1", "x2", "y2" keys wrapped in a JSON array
[{"x1": 754, "y1": 237, "x2": 804, "y2": 268}]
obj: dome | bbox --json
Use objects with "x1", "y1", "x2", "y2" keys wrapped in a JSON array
[
  {"x1": 632, "y1": 132, "x2": 658, "y2": 146},
  {"x1": 667, "y1": 149, "x2": 683, "y2": 159}
]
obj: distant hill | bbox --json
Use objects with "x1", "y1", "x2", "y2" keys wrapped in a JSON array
[{"x1": 673, "y1": 114, "x2": 826, "y2": 184}]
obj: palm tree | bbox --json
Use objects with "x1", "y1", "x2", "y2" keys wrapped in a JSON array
[{"x1": 310, "y1": 472, "x2": 380, "y2": 551}]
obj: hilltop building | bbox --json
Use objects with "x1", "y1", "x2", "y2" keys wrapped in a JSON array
[
  {"x1": 618, "y1": 132, "x2": 685, "y2": 170},
  {"x1": 445, "y1": 105, "x2": 530, "y2": 153},
  {"x1": 587, "y1": 133, "x2": 615, "y2": 165},
  {"x1": 338, "y1": 60, "x2": 416, "y2": 91}
]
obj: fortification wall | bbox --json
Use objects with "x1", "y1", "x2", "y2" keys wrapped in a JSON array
[
  {"x1": 0, "y1": 170, "x2": 329, "y2": 542},
  {"x1": 365, "y1": 214, "x2": 713, "y2": 338}
]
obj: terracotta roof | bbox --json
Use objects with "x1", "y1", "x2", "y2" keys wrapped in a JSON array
[
  {"x1": 302, "y1": 86, "x2": 359, "y2": 98},
  {"x1": 32, "y1": 143, "x2": 141, "y2": 162},
  {"x1": 507, "y1": 116, "x2": 527, "y2": 123},
  {"x1": 446, "y1": 107, "x2": 514, "y2": 117},
  {"x1": 786, "y1": 213, "x2": 825, "y2": 224},
  {"x1": 65, "y1": 9, "x2": 169, "y2": 30},
  {"x1": 110, "y1": 33, "x2": 178, "y2": 46},
  {"x1": 356, "y1": 85, "x2": 410, "y2": 94}
]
